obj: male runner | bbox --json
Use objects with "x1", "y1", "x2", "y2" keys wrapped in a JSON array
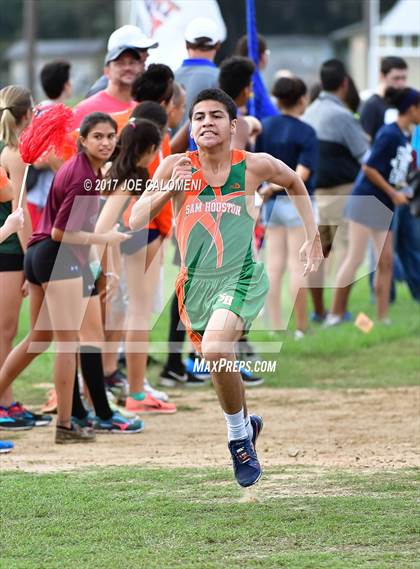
[{"x1": 130, "y1": 88, "x2": 322, "y2": 487}]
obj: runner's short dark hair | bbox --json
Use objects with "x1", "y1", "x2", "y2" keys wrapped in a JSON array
[{"x1": 189, "y1": 88, "x2": 237, "y2": 121}]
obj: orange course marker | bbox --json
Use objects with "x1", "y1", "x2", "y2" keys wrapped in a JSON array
[{"x1": 354, "y1": 312, "x2": 374, "y2": 334}]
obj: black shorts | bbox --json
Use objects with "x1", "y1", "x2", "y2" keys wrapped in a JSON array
[
  {"x1": 0, "y1": 253, "x2": 24, "y2": 272},
  {"x1": 120, "y1": 228, "x2": 160, "y2": 256},
  {"x1": 25, "y1": 238, "x2": 98, "y2": 297}
]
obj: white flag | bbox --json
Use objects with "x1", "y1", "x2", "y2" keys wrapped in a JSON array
[{"x1": 130, "y1": 0, "x2": 227, "y2": 71}]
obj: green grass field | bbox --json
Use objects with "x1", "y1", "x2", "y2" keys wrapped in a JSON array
[
  {"x1": 1, "y1": 275, "x2": 419, "y2": 568},
  {"x1": 1, "y1": 467, "x2": 419, "y2": 568}
]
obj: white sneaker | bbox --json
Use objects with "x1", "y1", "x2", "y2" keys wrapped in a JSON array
[
  {"x1": 323, "y1": 314, "x2": 342, "y2": 328},
  {"x1": 294, "y1": 330, "x2": 305, "y2": 340},
  {"x1": 144, "y1": 378, "x2": 169, "y2": 402}
]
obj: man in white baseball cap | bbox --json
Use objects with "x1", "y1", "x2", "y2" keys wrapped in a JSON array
[
  {"x1": 84, "y1": 25, "x2": 159, "y2": 99},
  {"x1": 184, "y1": 17, "x2": 222, "y2": 47},
  {"x1": 108, "y1": 25, "x2": 158, "y2": 52},
  {"x1": 173, "y1": 17, "x2": 223, "y2": 135}
]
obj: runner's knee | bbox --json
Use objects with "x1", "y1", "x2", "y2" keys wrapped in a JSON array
[{"x1": 201, "y1": 339, "x2": 234, "y2": 364}]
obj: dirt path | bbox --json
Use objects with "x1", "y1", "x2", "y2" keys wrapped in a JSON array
[{"x1": 1, "y1": 387, "x2": 419, "y2": 473}]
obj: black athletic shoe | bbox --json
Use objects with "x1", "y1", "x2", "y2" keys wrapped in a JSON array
[
  {"x1": 159, "y1": 364, "x2": 208, "y2": 388},
  {"x1": 0, "y1": 408, "x2": 34, "y2": 431},
  {"x1": 7, "y1": 402, "x2": 52, "y2": 427},
  {"x1": 184, "y1": 373, "x2": 207, "y2": 387},
  {"x1": 159, "y1": 364, "x2": 188, "y2": 387}
]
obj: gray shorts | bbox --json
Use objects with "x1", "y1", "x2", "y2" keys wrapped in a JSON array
[{"x1": 262, "y1": 196, "x2": 318, "y2": 228}]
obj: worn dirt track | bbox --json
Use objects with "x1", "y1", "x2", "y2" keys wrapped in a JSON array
[{"x1": 1, "y1": 387, "x2": 419, "y2": 473}]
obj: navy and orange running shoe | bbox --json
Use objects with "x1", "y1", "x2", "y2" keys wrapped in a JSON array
[{"x1": 228, "y1": 437, "x2": 262, "y2": 487}]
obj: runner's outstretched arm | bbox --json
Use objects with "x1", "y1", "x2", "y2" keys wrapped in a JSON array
[{"x1": 250, "y1": 152, "x2": 323, "y2": 274}]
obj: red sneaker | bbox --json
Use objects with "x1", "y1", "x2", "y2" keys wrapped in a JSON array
[
  {"x1": 41, "y1": 389, "x2": 57, "y2": 414},
  {"x1": 125, "y1": 393, "x2": 176, "y2": 414}
]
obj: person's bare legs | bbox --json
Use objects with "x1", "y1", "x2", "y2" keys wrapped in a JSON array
[
  {"x1": 201, "y1": 308, "x2": 262, "y2": 486},
  {"x1": 371, "y1": 230, "x2": 393, "y2": 320},
  {"x1": 124, "y1": 238, "x2": 161, "y2": 394},
  {"x1": 43, "y1": 278, "x2": 83, "y2": 428},
  {"x1": 79, "y1": 294, "x2": 114, "y2": 419},
  {"x1": 286, "y1": 225, "x2": 308, "y2": 332},
  {"x1": 99, "y1": 270, "x2": 126, "y2": 375},
  {"x1": 0, "y1": 270, "x2": 24, "y2": 407},
  {"x1": 80, "y1": 295, "x2": 105, "y2": 349},
  {"x1": 102, "y1": 320, "x2": 125, "y2": 376},
  {"x1": 0, "y1": 283, "x2": 52, "y2": 398},
  {"x1": 201, "y1": 309, "x2": 245, "y2": 414},
  {"x1": 265, "y1": 226, "x2": 286, "y2": 330},
  {"x1": 330, "y1": 221, "x2": 370, "y2": 317},
  {"x1": 309, "y1": 265, "x2": 326, "y2": 318}
]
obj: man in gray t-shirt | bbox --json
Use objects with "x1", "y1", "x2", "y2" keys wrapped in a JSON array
[
  {"x1": 303, "y1": 59, "x2": 368, "y2": 320},
  {"x1": 174, "y1": 17, "x2": 223, "y2": 135}
]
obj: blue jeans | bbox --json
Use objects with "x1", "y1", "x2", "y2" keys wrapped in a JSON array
[{"x1": 393, "y1": 204, "x2": 420, "y2": 301}]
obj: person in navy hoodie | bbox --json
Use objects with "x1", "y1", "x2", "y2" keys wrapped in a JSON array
[
  {"x1": 328, "y1": 87, "x2": 420, "y2": 324},
  {"x1": 256, "y1": 76, "x2": 318, "y2": 338}
]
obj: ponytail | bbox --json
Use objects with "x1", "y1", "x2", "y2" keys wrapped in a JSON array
[{"x1": 0, "y1": 86, "x2": 32, "y2": 148}]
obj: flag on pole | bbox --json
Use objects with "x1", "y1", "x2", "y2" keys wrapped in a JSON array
[
  {"x1": 246, "y1": 0, "x2": 278, "y2": 119},
  {"x1": 131, "y1": 0, "x2": 226, "y2": 71}
]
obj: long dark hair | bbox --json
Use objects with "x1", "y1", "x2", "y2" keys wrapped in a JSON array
[
  {"x1": 106, "y1": 118, "x2": 161, "y2": 193},
  {"x1": 77, "y1": 112, "x2": 117, "y2": 152}
]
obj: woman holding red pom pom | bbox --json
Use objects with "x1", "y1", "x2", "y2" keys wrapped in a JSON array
[
  {"x1": 0, "y1": 86, "x2": 33, "y2": 417},
  {"x1": 0, "y1": 112, "x2": 128, "y2": 443}
]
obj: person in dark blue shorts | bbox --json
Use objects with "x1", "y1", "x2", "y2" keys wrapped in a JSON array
[
  {"x1": 256, "y1": 76, "x2": 318, "y2": 337},
  {"x1": 328, "y1": 87, "x2": 420, "y2": 324},
  {"x1": 0, "y1": 113, "x2": 131, "y2": 443}
]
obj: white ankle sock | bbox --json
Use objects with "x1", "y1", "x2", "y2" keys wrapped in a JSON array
[
  {"x1": 244, "y1": 414, "x2": 253, "y2": 440},
  {"x1": 224, "y1": 408, "x2": 248, "y2": 441}
]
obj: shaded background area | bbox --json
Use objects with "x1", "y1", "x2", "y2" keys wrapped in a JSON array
[{"x1": 0, "y1": 0, "x2": 400, "y2": 97}]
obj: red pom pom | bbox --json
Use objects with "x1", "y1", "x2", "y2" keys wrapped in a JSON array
[{"x1": 19, "y1": 104, "x2": 75, "y2": 165}]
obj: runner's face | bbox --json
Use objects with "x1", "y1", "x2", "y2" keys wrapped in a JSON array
[
  {"x1": 80, "y1": 122, "x2": 117, "y2": 162},
  {"x1": 106, "y1": 51, "x2": 143, "y2": 87},
  {"x1": 190, "y1": 100, "x2": 236, "y2": 148}
]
